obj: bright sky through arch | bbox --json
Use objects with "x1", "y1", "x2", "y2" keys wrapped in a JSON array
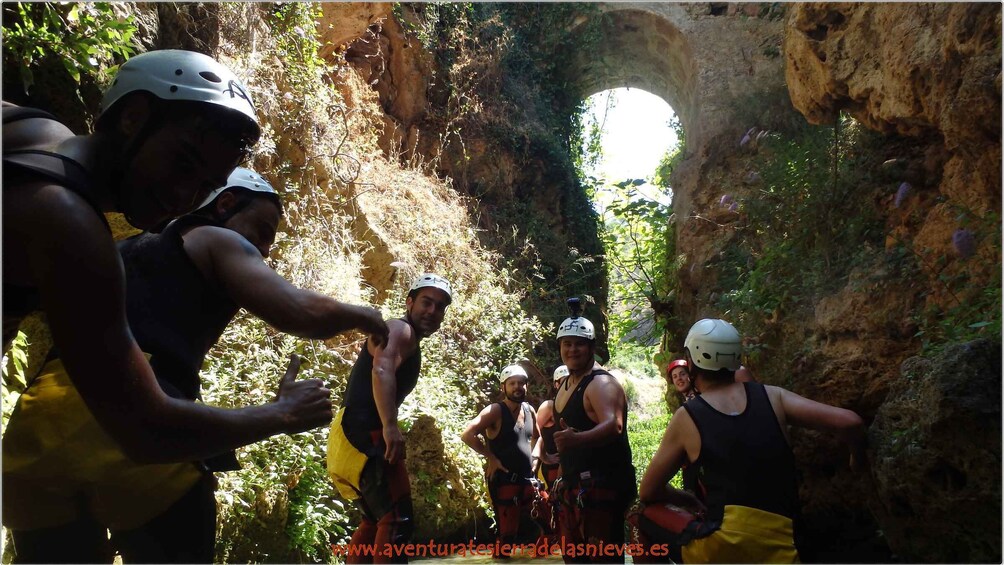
[{"x1": 582, "y1": 88, "x2": 679, "y2": 211}]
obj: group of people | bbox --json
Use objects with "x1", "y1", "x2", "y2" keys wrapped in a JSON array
[
  {"x1": 460, "y1": 308, "x2": 637, "y2": 562},
  {"x1": 1, "y1": 47, "x2": 868, "y2": 565},
  {"x1": 454, "y1": 317, "x2": 867, "y2": 564},
  {"x1": 1, "y1": 47, "x2": 418, "y2": 563}
]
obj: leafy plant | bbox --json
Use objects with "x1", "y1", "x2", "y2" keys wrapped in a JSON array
[
  {"x1": 712, "y1": 115, "x2": 886, "y2": 341},
  {"x1": 2, "y1": 2, "x2": 135, "y2": 95}
]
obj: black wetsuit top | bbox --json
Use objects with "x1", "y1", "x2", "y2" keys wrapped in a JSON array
[
  {"x1": 554, "y1": 369, "x2": 635, "y2": 488},
  {"x1": 117, "y1": 215, "x2": 238, "y2": 401},
  {"x1": 117, "y1": 215, "x2": 241, "y2": 471},
  {"x1": 540, "y1": 417, "x2": 559, "y2": 465},
  {"x1": 2, "y1": 106, "x2": 106, "y2": 348},
  {"x1": 341, "y1": 320, "x2": 422, "y2": 456},
  {"x1": 682, "y1": 382, "x2": 799, "y2": 523},
  {"x1": 487, "y1": 402, "x2": 534, "y2": 479}
]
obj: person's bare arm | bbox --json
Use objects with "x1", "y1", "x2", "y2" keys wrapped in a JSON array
[
  {"x1": 370, "y1": 319, "x2": 416, "y2": 464},
  {"x1": 535, "y1": 400, "x2": 559, "y2": 466},
  {"x1": 553, "y1": 375, "x2": 625, "y2": 452},
  {"x1": 24, "y1": 187, "x2": 331, "y2": 464},
  {"x1": 638, "y1": 409, "x2": 704, "y2": 513},
  {"x1": 528, "y1": 404, "x2": 541, "y2": 475},
  {"x1": 772, "y1": 385, "x2": 867, "y2": 470},
  {"x1": 186, "y1": 226, "x2": 388, "y2": 345},
  {"x1": 460, "y1": 404, "x2": 508, "y2": 478}
]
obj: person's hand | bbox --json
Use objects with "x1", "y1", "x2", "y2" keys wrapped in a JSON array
[
  {"x1": 383, "y1": 424, "x2": 406, "y2": 464},
  {"x1": 485, "y1": 455, "x2": 509, "y2": 482},
  {"x1": 673, "y1": 489, "x2": 708, "y2": 515},
  {"x1": 275, "y1": 354, "x2": 332, "y2": 433},
  {"x1": 354, "y1": 306, "x2": 389, "y2": 349},
  {"x1": 553, "y1": 419, "x2": 579, "y2": 452}
]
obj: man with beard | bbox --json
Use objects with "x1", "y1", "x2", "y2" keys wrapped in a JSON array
[
  {"x1": 327, "y1": 274, "x2": 452, "y2": 564},
  {"x1": 552, "y1": 299, "x2": 636, "y2": 564},
  {"x1": 461, "y1": 364, "x2": 542, "y2": 557}
]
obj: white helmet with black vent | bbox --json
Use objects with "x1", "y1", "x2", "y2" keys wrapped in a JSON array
[
  {"x1": 100, "y1": 49, "x2": 259, "y2": 136},
  {"x1": 409, "y1": 273, "x2": 452, "y2": 304},
  {"x1": 499, "y1": 364, "x2": 528, "y2": 384},
  {"x1": 196, "y1": 167, "x2": 280, "y2": 211},
  {"x1": 684, "y1": 318, "x2": 743, "y2": 371},
  {"x1": 552, "y1": 365, "x2": 569, "y2": 381}
]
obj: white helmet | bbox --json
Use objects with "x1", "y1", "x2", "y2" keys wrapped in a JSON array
[
  {"x1": 684, "y1": 319, "x2": 742, "y2": 371},
  {"x1": 196, "y1": 167, "x2": 280, "y2": 211},
  {"x1": 409, "y1": 273, "x2": 452, "y2": 304},
  {"x1": 556, "y1": 316, "x2": 595, "y2": 341},
  {"x1": 101, "y1": 49, "x2": 259, "y2": 135},
  {"x1": 552, "y1": 365, "x2": 569, "y2": 381},
  {"x1": 499, "y1": 364, "x2": 528, "y2": 384}
]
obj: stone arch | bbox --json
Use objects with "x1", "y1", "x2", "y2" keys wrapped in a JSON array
[{"x1": 564, "y1": 7, "x2": 697, "y2": 142}]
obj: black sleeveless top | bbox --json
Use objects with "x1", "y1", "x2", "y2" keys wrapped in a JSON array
[
  {"x1": 682, "y1": 382, "x2": 800, "y2": 522},
  {"x1": 487, "y1": 402, "x2": 534, "y2": 478},
  {"x1": 2, "y1": 106, "x2": 107, "y2": 347},
  {"x1": 341, "y1": 321, "x2": 422, "y2": 455},
  {"x1": 117, "y1": 215, "x2": 238, "y2": 401},
  {"x1": 540, "y1": 419, "x2": 559, "y2": 461},
  {"x1": 554, "y1": 369, "x2": 635, "y2": 486}
]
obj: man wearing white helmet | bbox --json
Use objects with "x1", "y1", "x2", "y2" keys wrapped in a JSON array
[
  {"x1": 551, "y1": 299, "x2": 636, "y2": 564},
  {"x1": 2, "y1": 168, "x2": 390, "y2": 562},
  {"x1": 461, "y1": 364, "x2": 543, "y2": 556},
  {"x1": 1, "y1": 50, "x2": 339, "y2": 562},
  {"x1": 328, "y1": 273, "x2": 451, "y2": 563},
  {"x1": 637, "y1": 318, "x2": 866, "y2": 563}
]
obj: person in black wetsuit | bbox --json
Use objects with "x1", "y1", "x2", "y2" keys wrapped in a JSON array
[
  {"x1": 327, "y1": 274, "x2": 452, "y2": 564},
  {"x1": 638, "y1": 318, "x2": 867, "y2": 563},
  {"x1": 534, "y1": 364, "x2": 568, "y2": 490},
  {"x1": 530, "y1": 364, "x2": 568, "y2": 546},
  {"x1": 551, "y1": 309, "x2": 636, "y2": 564},
  {"x1": 3, "y1": 168, "x2": 389, "y2": 564},
  {"x1": 2, "y1": 51, "x2": 343, "y2": 564},
  {"x1": 461, "y1": 364, "x2": 542, "y2": 557}
]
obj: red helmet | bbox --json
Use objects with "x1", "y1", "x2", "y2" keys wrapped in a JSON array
[{"x1": 667, "y1": 359, "x2": 689, "y2": 375}]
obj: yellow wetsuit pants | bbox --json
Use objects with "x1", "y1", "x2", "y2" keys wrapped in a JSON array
[{"x1": 2, "y1": 359, "x2": 201, "y2": 531}]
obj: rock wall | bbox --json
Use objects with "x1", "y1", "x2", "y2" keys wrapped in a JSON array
[
  {"x1": 786, "y1": 3, "x2": 1001, "y2": 306},
  {"x1": 870, "y1": 339, "x2": 1002, "y2": 563},
  {"x1": 781, "y1": 4, "x2": 1001, "y2": 561}
]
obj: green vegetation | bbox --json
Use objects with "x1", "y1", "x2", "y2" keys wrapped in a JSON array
[
  {"x1": 401, "y1": 3, "x2": 611, "y2": 353},
  {"x1": 629, "y1": 407, "x2": 683, "y2": 491},
  {"x1": 710, "y1": 115, "x2": 887, "y2": 358},
  {"x1": 906, "y1": 207, "x2": 1003, "y2": 354},
  {"x1": 1, "y1": 2, "x2": 134, "y2": 96}
]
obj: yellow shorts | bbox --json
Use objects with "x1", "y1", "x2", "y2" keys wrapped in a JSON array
[
  {"x1": 326, "y1": 408, "x2": 368, "y2": 501},
  {"x1": 682, "y1": 505, "x2": 800, "y2": 564},
  {"x1": 2, "y1": 359, "x2": 202, "y2": 531}
]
